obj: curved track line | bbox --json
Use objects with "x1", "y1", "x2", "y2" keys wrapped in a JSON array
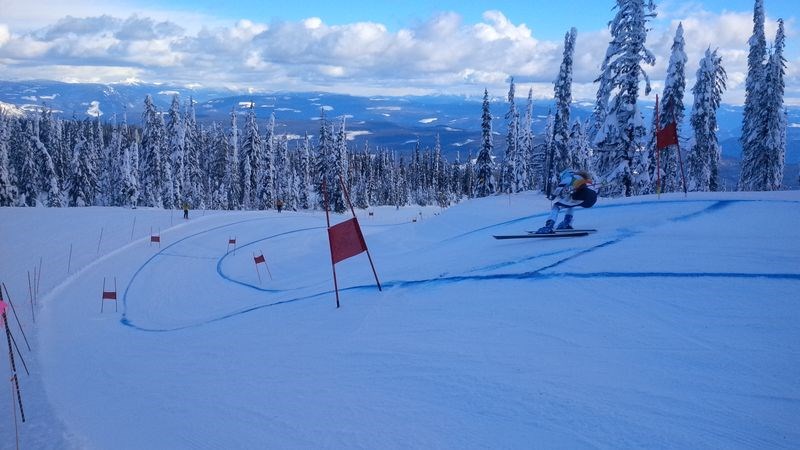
[{"x1": 121, "y1": 198, "x2": 800, "y2": 332}]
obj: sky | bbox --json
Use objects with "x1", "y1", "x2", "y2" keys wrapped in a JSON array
[{"x1": 0, "y1": 0, "x2": 797, "y2": 104}]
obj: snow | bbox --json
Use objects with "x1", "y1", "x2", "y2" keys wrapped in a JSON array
[
  {"x1": 418, "y1": 118, "x2": 437, "y2": 124},
  {"x1": 1, "y1": 191, "x2": 799, "y2": 449}
]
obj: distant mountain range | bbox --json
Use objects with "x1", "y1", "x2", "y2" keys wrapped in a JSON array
[{"x1": 1, "y1": 79, "x2": 798, "y2": 187}]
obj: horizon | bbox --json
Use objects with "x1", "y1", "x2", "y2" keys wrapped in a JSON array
[{"x1": 0, "y1": 0, "x2": 797, "y2": 105}]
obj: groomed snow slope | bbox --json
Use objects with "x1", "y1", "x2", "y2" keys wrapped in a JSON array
[{"x1": 1, "y1": 191, "x2": 799, "y2": 449}]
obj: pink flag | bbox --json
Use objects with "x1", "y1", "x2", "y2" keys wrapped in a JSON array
[
  {"x1": 254, "y1": 254, "x2": 266, "y2": 265},
  {"x1": 0, "y1": 299, "x2": 6, "y2": 316}
]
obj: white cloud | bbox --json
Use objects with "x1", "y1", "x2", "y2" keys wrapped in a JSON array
[{"x1": 0, "y1": 5, "x2": 795, "y2": 105}]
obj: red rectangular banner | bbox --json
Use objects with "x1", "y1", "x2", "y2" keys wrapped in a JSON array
[
  {"x1": 102, "y1": 291, "x2": 117, "y2": 300},
  {"x1": 656, "y1": 122, "x2": 678, "y2": 149},
  {"x1": 150, "y1": 235, "x2": 161, "y2": 243},
  {"x1": 328, "y1": 218, "x2": 367, "y2": 264},
  {"x1": 254, "y1": 254, "x2": 266, "y2": 264}
]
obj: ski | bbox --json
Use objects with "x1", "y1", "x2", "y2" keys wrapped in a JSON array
[
  {"x1": 526, "y1": 228, "x2": 597, "y2": 234},
  {"x1": 493, "y1": 231, "x2": 589, "y2": 240}
]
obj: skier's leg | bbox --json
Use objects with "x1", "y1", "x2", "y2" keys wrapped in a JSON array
[
  {"x1": 556, "y1": 207, "x2": 574, "y2": 229},
  {"x1": 536, "y1": 205, "x2": 560, "y2": 233}
]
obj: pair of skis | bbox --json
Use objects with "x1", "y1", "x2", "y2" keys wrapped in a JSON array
[{"x1": 493, "y1": 229, "x2": 597, "y2": 240}]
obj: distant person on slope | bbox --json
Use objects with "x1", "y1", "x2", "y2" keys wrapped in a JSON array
[
  {"x1": 182, "y1": 202, "x2": 190, "y2": 220},
  {"x1": 535, "y1": 169, "x2": 597, "y2": 234}
]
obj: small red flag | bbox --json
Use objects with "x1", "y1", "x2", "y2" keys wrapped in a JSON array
[
  {"x1": 328, "y1": 218, "x2": 367, "y2": 264},
  {"x1": 254, "y1": 254, "x2": 266, "y2": 265},
  {"x1": 228, "y1": 238, "x2": 236, "y2": 245},
  {"x1": 0, "y1": 299, "x2": 6, "y2": 316},
  {"x1": 102, "y1": 291, "x2": 117, "y2": 300},
  {"x1": 657, "y1": 122, "x2": 678, "y2": 149},
  {"x1": 150, "y1": 235, "x2": 161, "y2": 243}
]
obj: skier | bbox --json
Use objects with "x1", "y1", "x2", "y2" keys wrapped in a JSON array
[
  {"x1": 276, "y1": 199, "x2": 284, "y2": 213},
  {"x1": 535, "y1": 169, "x2": 597, "y2": 233},
  {"x1": 182, "y1": 202, "x2": 190, "y2": 220}
]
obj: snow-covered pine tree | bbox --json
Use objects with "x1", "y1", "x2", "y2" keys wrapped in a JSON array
[
  {"x1": 139, "y1": 95, "x2": 165, "y2": 207},
  {"x1": 239, "y1": 105, "x2": 261, "y2": 209},
  {"x1": 119, "y1": 120, "x2": 139, "y2": 207},
  {"x1": 226, "y1": 109, "x2": 241, "y2": 209},
  {"x1": 297, "y1": 132, "x2": 311, "y2": 210},
  {"x1": 67, "y1": 123, "x2": 97, "y2": 207},
  {"x1": 569, "y1": 119, "x2": 592, "y2": 172},
  {"x1": 28, "y1": 117, "x2": 60, "y2": 206},
  {"x1": 738, "y1": 0, "x2": 768, "y2": 191},
  {"x1": 0, "y1": 116, "x2": 17, "y2": 205},
  {"x1": 687, "y1": 48, "x2": 727, "y2": 192},
  {"x1": 761, "y1": 19, "x2": 787, "y2": 190},
  {"x1": 451, "y1": 151, "x2": 463, "y2": 202},
  {"x1": 331, "y1": 116, "x2": 348, "y2": 212},
  {"x1": 105, "y1": 115, "x2": 125, "y2": 206},
  {"x1": 501, "y1": 77, "x2": 518, "y2": 194},
  {"x1": 182, "y1": 97, "x2": 204, "y2": 209},
  {"x1": 475, "y1": 89, "x2": 496, "y2": 197},
  {"x1": 550, "y1": 27, "x2": 578, "y2": 192},
  {"x1": 257, "y1": 113, "x2": 276, "y2": 209},
  {"x1": 592, "y1": 0, "x2": 656, "y2": 197},
  {"x1": 463, "y1": 150, "x2": 475, "y2": 198},
  {"x1": 313, "y1": 109, "x2": 338, "y2": 210},
  {"x1": 16, "y1": 120, "x2": 38, "y2": 206},
  {"x1": 657, "y1": 23, "x2": 688, "y2": 193},
  {"x1": 271, "y1": 131, "x2": 288, "y2": 210},
  {"x1": 520, "y1": 88, "x2": 534, "y2": 190},
  {"x1": 536, "y1": 112, "x2": 554, "y2": 191},
  {"x1": 166, "y1": 95, "x2": 185, "y2": 208}
]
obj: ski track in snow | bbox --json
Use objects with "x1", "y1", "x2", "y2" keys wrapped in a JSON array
[{"x1": 119, "y1": 199, "x2": 800, "y2": 332}]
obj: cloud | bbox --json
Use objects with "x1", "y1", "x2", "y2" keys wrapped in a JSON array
[{"x1": 0, "y1": 5, "x2": 795, "y2": 105}]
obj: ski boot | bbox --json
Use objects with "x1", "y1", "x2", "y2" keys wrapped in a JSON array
[
  {"x1": 536, "y1": 219, "x2": 555, "y2": 234},
  {"x1": 556, "y1": 214, "x2": 573, "y2": 230}
]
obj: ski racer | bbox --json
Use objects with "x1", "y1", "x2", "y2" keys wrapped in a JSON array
[{"x1": 535, "y1": 169, "x2": 598, "y2": 234}]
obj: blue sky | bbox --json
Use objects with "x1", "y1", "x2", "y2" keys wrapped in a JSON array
[
  {"x1": 0, "y1": 0, "x2": 797, "y2": 104},
  {"x1": 135, "y1": 0, "x2": 797, "y2": 41}
]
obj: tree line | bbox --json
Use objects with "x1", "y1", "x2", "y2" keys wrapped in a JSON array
[{"x1": 0, "y1": 0, "x2": 791, "y2": 210}]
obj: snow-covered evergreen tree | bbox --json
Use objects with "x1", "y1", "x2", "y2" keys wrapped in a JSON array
[
  {"x1": 182, "y1": 98, "x2": 204, "y2": 208},
  {"x1": 520, "y1": 88, "x2": 535, "y2": 190},
  {"x1": 687, "y1": 48, "x2": 727, "y2": 192},
  {"x1": 257, "y1": 113, "x2": 276, "y2": 209},
  {"x1": 738, "y1": 0, "x2": 768, "y2": 190},
  {"x1": 501, "y1": 77, "x2": 518, "y2": 194},
  {"x1": 297, "y1": 133, "x2": 311, "y2": 210},
  {"x1": 761, "y1": 19, "x2": 787, "y2": 190},
  {"x1": 569, "y1": 120, "x2": 591, "y2": 172},
  {"x1": 166, "y1": 95, "x2": 185, "y2": 208},
  {"x1": 139, "y1": 95, "x2": 165, "y2": 207},
  {"x1": 239, "y1": 105, "x2": 261, "y2": 209},
  {"x1": 592, "y1": 0, "x2": 656, "y2": 197},
  {"x1": 0, "y1": 116, "x2": 17, "y2": 205},
  {"x1": 475, "y1": 89, "x2": 495, "y2": 197},
  {"x1": 550, "y1": 27, "x2": 578, "y2": 191},
  {"x1": 657, "y1": 23, "x2": 688, "y2": 193},
  {"x1": 67, "y1": 124, "x2": 97, "y2": 207}
]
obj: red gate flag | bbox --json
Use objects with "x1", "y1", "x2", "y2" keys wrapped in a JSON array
[
  {"x1": 0, "y1": 299, "x2": 6, "y2": 316},
  {"x1": 102, "y1": 291, "x2": 117, "y2": 300},
  {"x1": 328, "y1": 217, "x2": 367, "y2": 264},
  {"x1": 150, "y1": 235, "x2": 160, "y2": 243},
  {"x1": 657, "y1": 121, "x2": 678, "y2": 149},
  {"x1": 254, "y1": 254, "x2": 266, "y2": 264},
  {"x1": 229, "y1": 238, "x2": 236, "y2": 245}
]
